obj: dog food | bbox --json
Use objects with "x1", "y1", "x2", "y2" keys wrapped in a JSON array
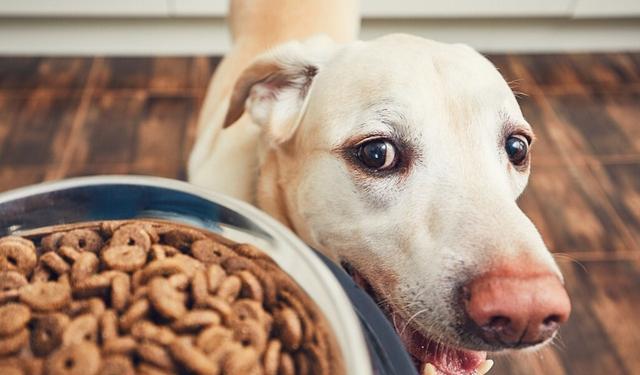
[{"x1": 0, "y1": 220, "x2": 344, "y2": 375}]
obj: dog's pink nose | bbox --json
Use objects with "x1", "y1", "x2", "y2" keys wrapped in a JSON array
[{"x1": 463, "y1": 268, "x2": 571, "y2": 347}]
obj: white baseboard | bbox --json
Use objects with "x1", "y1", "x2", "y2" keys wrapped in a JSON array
[{"x1": 0, "y1": 17, "x2": 639, "y2": 55}]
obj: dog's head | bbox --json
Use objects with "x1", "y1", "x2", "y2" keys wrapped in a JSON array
[{"x1": 224, "y1": 34, "x2": 571, "y2": 375}]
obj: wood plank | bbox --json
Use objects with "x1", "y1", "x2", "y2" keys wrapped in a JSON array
[
  {"x1": 0, "y1": 90, "x2": 80, "y2": 167},
  {"x1": 580, "y1": 259, "x2": 640, "y2": 373},
  {"x1": 79, "y1": 91, "x2": 147, "y2": 165},
  {"x1": 628, "y1": 53, "x2": 640, "y2": 75},
  {"x1": 548, "y1": 93, "x2": 640, "y2": 156},
  {"x1": 0, "y1": 57, "x2": 91, "y2": 91},
  {"x1": 64, "y1": 162, "x2": 132, "y2": 178},
  {"x1": 94, "y1": 57, "x2": 153, "y2": 90},
  {"x1": 33, "y1": 57, "x2": 92, "y2": 90},
  {"x1": 525, "y1": 163, "x2": 635, "y2": 253},
  {"x1": 588, "y1": 161, "x2": 640, "y2": 248},
  {"x1": 0, "y1": 57, "x2": 41, "y2": 89},
  {"x1": 517, "y1": 54, "x2": 587, "y2": 93},
  {"x1": 602, "y1": 93, "x2": 640, "y2": 154},
  {"x1": 95, "y1": 57, "x2": 218, "y2": 93},
  {"x1": 0, "y1": 95, "x2": 24, "y2": 150},
  {"x1": 132, "y1": 96, "x2": 195, "y2": 178},
  {"x1": 569, "y1": 53, "x2": 640, "y2": 89},
  {"x1": 0, "y1": 166, "x2": 45, "y2": 192}
]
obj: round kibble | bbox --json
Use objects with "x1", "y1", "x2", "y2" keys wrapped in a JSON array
[
  {"x1": 19, "y1": 281, "x2": 70, "y2": 312},
  {"x1": 161, "y1": 228, "x2": 205, "y2": 252},
  {"x1": 191, "y1": 270, "x2": 208, "y2": 307},
  {"x1": 274, "y1": 307, "x2": 302, "y2": 351},
  {"x1": 148, "y1": 277, "x2": 186, "y2": 320},
  {"x1": 206, "y1": 264, "x2": 226, "y2": 294},
  {"x1": 263, "y1": 339, "x2": 282, "y2": 375},
  {"x1": 46, "y1": 342, "x2": 101, "y2": 375},
  {"x1": 223, "y1": 346, "x2": 259, "y2": 375},
  {"x1": 111, "y1": 224, "x2": 153, "y2": 252},
  {"x1": 30, "y1": 313, "x2": 69, "y2": 356},
  {"x1": 190, "y1": 239, "x2": 234, "y2": 264},
  {"x1": 71, "y1": 252, "x2": 99, "y2": 284},
  {"x1": 62, "y1": 314, "x2": 98, "y2": 346},
  {"x1": 0, "y1": 239, "x2": 37, "y2": 276},
  {"x1": 0, "y1": 328, "x2": 28, "y2": 355},
  {"x1": 232, "y1": 320, "x2": 267, "y2": 353},
  {"x1": 57, "y1": 246, "x2": 81, "y2": 262},
  {"x1": 40, "y1": 252, "x2": 70, "y2": 275},
  {"x1": 0, "y1": 271, "x2": 28, "y2": 291},
  {"x1": 99, "y1": 355, "x2": 135, "y2": 375},
  {"x1": 279, "y1": 352, "x2": 295, "y2": 375},
  {"x1": 0, "y1": 236, "x2": 35, "y2": 250},
  {"x1": 232, "y1": 299, "x2": 271, "y2": 332},
  {"x1": 169, "y1": 337, "x2": 218, "y2": 375},
  {"x1": 136, "y1": 342, "x2": 175, "y2": 371},
  {"x1": 102, "y1": 336, "x2": 137, "y2": 355},
  {"x1": 236, "y1": 270, "x2": 264, "y2": 302},
  {"x1": 41, "y1": 233, "x2": 64, "y2": 252},
  {"x1": 0, "y1": 221, "x2": 343, "y2": 375},
  {"x1": 102, "y1": 245, "x2": 147, "y2": 273},
  {"x1": 60, "y1": 229, "x2": 103, "y2": 253},
  {"x1": 100, "y1": 310, "x2": 118, "y2": 341},
  {"x1": 171, "y1": 310, "x2": 220, "y2": 333},
  {"x1": 0, "y1": 303, "x2": 31, "y2": 336},
  {"x1": 130, "y1": 321, "x2": 175, "y2": 346},
  {"x1": 119, "y1": 299, "x2": 150, "y2": 332},
  {"x1": 195, "y1": 325, "x2": 233, "y2": 354},
  {"x1": 216, "y1": 275, "x2": 242, "y2": 303},
  {"x1": 110, "y1": 272, "x2": 131, "y2": 312},
  {"x1": 137, "y1": 363, "x2": 172, "y2": 375}
]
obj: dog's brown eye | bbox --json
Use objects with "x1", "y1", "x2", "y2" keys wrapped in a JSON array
[
  {"x1": 505, "y1": 135, "x2": 529, "y2": 165},
  {"x1": 357, "y1": 139, "x2": 398, "y2": 171}
]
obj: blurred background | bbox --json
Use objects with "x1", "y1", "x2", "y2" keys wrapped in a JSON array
[
  {"x1": 0, "y1": 0, "x2": 640, "y2": 53},
  {"x1": 0, "y1": 1, "x2": 639, "y2": 374}
]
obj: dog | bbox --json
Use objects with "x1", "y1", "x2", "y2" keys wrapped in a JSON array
[{"x1": 189, "y1": 1, "x2": 571, "y2": 374}]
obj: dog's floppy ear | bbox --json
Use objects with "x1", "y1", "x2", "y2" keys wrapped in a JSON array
[{"x1": 223, "y1": 36, "x2": 337, "y2": 145}]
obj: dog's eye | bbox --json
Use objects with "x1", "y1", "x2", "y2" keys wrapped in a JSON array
[
  {"x1": 357, "y1": 138, "x2": 398, "y2": 171},
  {"x1": 505, "y1": 134, "x2": 529, "y2": 166}
]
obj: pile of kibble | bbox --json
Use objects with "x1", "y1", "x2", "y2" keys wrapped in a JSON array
[{"x1": 0, "y1": 220, "x2": 343, "y2": 375}]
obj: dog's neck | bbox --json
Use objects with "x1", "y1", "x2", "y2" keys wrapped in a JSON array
[{"x1": 256, "y1": 149, "x2": 295, "y2": 229}]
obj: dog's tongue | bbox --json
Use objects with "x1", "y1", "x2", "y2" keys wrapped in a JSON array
[{"x1": 393, "y1": 313, "x2": 487, "y2": 375}]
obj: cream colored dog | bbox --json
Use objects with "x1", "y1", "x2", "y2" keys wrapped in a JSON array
[{"x1": 189, "y1": 1, "x2": 571, "y2": 374}]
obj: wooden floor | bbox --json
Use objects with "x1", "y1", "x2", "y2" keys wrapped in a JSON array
[{"x1": 0, "y1": 54, "x2": 639, "y2": 375}]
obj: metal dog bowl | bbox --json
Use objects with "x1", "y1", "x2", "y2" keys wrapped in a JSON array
[{"x1": 0, "y1": 175, "x2": 417, "y2": 375}]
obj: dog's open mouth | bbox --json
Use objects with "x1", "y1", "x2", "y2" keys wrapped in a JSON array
[
  {"x1": 344, "y1": 263, "x2": 494, "y2": 375},
  {"x1": 392, "y1": 313, "x2": 492, "y2": 375}
]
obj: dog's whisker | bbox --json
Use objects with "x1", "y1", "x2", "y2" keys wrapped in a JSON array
[
  {"x1": 400, "y1": 308, "x2": 429, "y2": 336},
  {"x1": 512, "y1": 90, "x2": 529, "y2": 98},
  {"x1": 507, "y1": 78, "x2": 524, "y2": 87},
  {"x1": 552, "y1": 252, "x2": 588, "y2": 274},
  {"x1": 549, "y1": 333, "x2": 567, "y2": 351}
]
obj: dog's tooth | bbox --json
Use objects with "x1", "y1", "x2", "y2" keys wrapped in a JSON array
[
  {"x1": 477, "y1": 359, "x2": 494, "y2": 375},
  {"x1": 422, "y1": 363, "x2": 437, "y2": 375}
]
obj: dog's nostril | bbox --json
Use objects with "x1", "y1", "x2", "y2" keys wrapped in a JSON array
[
  {"x1": 543, "y1": 314, "x2": 561, "y2": 327},
  {"x1": 487, "y1": 316, "x2": 510, "y2": 329}
]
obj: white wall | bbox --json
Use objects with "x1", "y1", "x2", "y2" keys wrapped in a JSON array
[{"x1": 0, "y1": 0, "x2": 639, "y2": 54}]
